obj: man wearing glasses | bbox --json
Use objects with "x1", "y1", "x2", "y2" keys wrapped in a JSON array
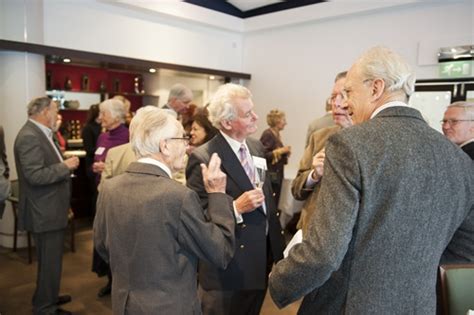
[
  {"x1": 94, "y1": 107, "x2": 235, "y2": 314},
  {"x1": 269, "y1": 46, "x2": 473, "y2": 314},
  {"x1": 442, "y1": 101, "x2": 474, "y2": 159}
]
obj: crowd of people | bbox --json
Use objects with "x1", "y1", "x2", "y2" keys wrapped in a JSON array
[{"x1": 0, "y1": 46, "x2": 472, "y2": 315}]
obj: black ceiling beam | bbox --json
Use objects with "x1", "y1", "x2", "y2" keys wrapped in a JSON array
[
  {"x1": 0, "y1": 39, "x2": 251, "y2": 80},
  {"x1": 243, "y1": 0, "x2": 325, "y2": 18},
  {"x1": 184, "y1": 0, "x2": 243, "y2": 18}
]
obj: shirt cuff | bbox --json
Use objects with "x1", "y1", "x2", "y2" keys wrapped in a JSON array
[
  {"x1": 304, "y1": 170, "x2": 320, "y2": 188},
  {"x1": 233, "y1": 201, "x2": 244, "y2": 224}
]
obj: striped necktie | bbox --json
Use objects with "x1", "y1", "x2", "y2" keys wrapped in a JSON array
[{"x1": 239, "y1": 144, "x2": 255, "y2": 184}]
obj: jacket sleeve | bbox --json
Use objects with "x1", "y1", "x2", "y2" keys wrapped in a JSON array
[
  {"x1": 269, "y1": 133, "x2": 361, "y2": 308},
  {"x1": 291, "y1": 133, "x2": 318, "y2": 201},
  {"x1": 441, "y1": 206, "x2": 474, "y2": 264},
  {"x1": 0, "y1": 158, "x2": 10, "y2": 202},
  {"x1": 15, "y1": 133, "x2": 70, "y2": 186},
  {"x1": 177, "y1": 190, "x2": 235, "y2": 269},
  {"x1": 93, "y1": 186, "x2": 110, "y2": 263}
]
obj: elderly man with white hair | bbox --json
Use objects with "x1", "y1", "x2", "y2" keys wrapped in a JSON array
[
  {"x1": 269, "y1": 46, "x2": 474, "y2": 314},
  {"x1": 94, "y1": 107, "x2": 235, "y2": 314},
  {"x1": 442, "y1": 101, "x2": 474, "y2": 159}
]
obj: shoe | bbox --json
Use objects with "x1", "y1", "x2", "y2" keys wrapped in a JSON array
[
  {"x1": 97, "y1": 283, "x2": 111, "y2": 297},
  {"x1": 57, "y1": 295, "x2": 72, "y2": 305},
  {"x1": 56, "y1": 308, "x2": 72, "y2": 315}
]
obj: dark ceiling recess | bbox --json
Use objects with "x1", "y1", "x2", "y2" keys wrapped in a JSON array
[{"x1": 184, "y1": 0, "x2": 326, "y2": 18}]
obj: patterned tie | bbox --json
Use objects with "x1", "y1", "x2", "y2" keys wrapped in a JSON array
[{"x1": 239, "y1": 144, "x2": 255, "y2": 184}]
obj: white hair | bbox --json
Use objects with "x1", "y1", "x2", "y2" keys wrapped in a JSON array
[
  {"x1": 207, "y1": 83, "x2": 252, "y2": 130},
  {"x1": 99, "y1": 99, "x2": 127, "y2": 123},
  {"x1": 168, "y1": 83, "x2": 192, "y2": 102},
  {"x1": 130, "y1": 107, "x2": 181, "y2": 158},
  {"x1": 356, "y1": 46, "x2": 416, "y2": 97},
  {"x1": 448, "y1": 101, "x2": 474, "y2": 119}
]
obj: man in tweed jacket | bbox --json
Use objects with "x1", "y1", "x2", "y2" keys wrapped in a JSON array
[{"x1": 269, "y1": 47, "x2": 474, "y2": 314}]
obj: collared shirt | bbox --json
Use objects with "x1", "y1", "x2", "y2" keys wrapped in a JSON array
[
  {"x1": 137, "y1": 157, "x2": 172, "y2": 178},
  {"x1": 29, "y1": 118, "x2": 63, "y2": 162},
  {"x1": 460, "y1": 138, "x2": 474, "y2": 148},
  {"x1": 370, "y1": 101, "x2": 410, "y2": 119}
]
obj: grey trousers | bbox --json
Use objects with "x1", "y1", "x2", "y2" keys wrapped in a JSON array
[{"x1": 32, "y1": 229, "x2": 65, "y2": 315}]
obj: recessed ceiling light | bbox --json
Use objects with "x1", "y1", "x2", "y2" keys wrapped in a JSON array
[
  {"x1": 209, "y1": 75, "x2": 215, "y2": 80},
  {"x1": 149, "y1": 68, "x2": 156, "y2": 73},
  {"x1": 63, "y1": 58, "x2": 71, "y2": 63}
]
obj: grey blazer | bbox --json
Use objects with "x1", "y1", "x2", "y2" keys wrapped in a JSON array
[
  {"x1": 269, "y1": 106, "x2": 474, "y2": 314},
  {"x1": 14, "y1": 120, "x2": 71, "y2": 233},
  {"x1": 94, "y1": 162, "x2": 235, "y2": 315}
]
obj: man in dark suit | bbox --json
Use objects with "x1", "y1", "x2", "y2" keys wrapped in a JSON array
[
  {"x1": 269, "y1": 47, "x2": 474, "y2": 314},
  {"x1": 0, "y1": 125, "x2": 10, "y2": 218},
  {"x1": 14, "y1": 97, "x2": 79, "y2": 315},
  {"x1": 94, "y1": 108, "x2": 235, "y2": 314},
  {"x1": 186, "y1": 83, "x2": 285, "y2": 315},
  {"x1": 442, "y1": 101, "x2": 474, "y2": 159}
]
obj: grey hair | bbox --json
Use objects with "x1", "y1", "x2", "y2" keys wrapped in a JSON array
[
  {"x1": 448, "y1": 101, "x2": 474, "y2": 119},
  {"x1": 27, "y1": 97, "x2": 52, "y2": 116},
  {"x1": 207, "y1": 83, "x2": 252, "y2": 130},
  {"x1": 168, "y1": 83, "x2": 192, "y2": 102},
  {"x1": 356, "y1": 46, "x2": 416, "y2": 97},
  {"x1": 100, "y1": 99, "x2": 127, "y2": 123},
  {"x1": 130, "y1": 107, "x2": 181, "y2": 158}
]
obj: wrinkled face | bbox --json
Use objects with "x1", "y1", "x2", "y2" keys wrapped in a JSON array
[
  {"x1": 331, "y1": 78, "x2": 352, "y2": 128},
  {"x1": 227, "y1": 97, "x2": 258, "y2": 142},
  {"x1": 442, "y1": 107, "x2": 474, "y2": 145},
  {"x1": 99, "y1": 108, "x2": 118, "y2": 130},
  {"x1": 167, "y1": 129, "x2": 189, "y2": 173},
  {"x1": 171, "y1": 91, "x2": 193, "y2": 114},
  {"x1": 275, "y1": 115, "x2": 287, "y2": 130},
  {"x1": 344, "y1": 65, "x2": 376, "y2": 124},
  {"x1": 190, "y1": 121, "x2": 207, "y2": 146},
  {"x1": 44, "y1": 101, "x2": 59, "y2": 130}
]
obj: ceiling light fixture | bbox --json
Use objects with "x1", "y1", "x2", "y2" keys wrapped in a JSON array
[
  {"x1": 149, "y1": 68, "x2": 157, "y2": 73},
  {"x1": 63, "y1": 58, "x2": 71, "y2": 63},
  {"x1": 209, "y1": 75, "x2": 215, "y2": 80}
]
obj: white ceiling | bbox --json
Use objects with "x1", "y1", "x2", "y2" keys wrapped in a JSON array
[{"x1": 227, "y1": 0, "x2": 282, "y2": 12}]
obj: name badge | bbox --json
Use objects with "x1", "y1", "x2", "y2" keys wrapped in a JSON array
[
  {"x1": 252, "y1": 156, "x2": 267, "y2": 170},
  {"x1": 95, "y1": 147, "x2": 105, "y2": 155}
]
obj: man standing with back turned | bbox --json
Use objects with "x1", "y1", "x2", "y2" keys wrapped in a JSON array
[
  {"x1": 15, "y1": 97, "x2": 79, "y2": 315},
  {"x1": 269, "y1": 47, "x2": 474, "y2": 314}
]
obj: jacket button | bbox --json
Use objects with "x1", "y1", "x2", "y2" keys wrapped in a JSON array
[
  {"x1": 281, "y1": 230, "x2": 284, "y2": 235},
  {"x1": 240, "y1": 245, "x2": 245, "y2": 249},
  {"x1": 242, "y1": 224, "x2": 246, "y2": 228},
  {"x1": 276, "y1": 212, "x2": 280, "y2": 217}
]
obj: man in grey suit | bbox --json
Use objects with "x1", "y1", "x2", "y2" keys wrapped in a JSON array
[
  {"x1": 14, "y1": 97, "x2": 79, "y2": 315},
  {"x1": 0, "y1": 125, "x2": 10, "y2": 218},
  {"x1": 94, "y1": 107, "x2": 235, "y2": 314},
  {"x1": 161, "y1": 83, "x2": 193, "y2": 119},
  {"x1": 269, "y1": 47, "x2": 474, "y2": 314},
  {"x1": 186, "y1": 83, "x2": 285, "y2": 315}
]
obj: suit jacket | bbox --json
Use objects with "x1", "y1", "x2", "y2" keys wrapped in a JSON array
[
  {"x1": 269, "y1": 106, "x2": 474, "y2": 314},
  {"x1": 98, "y1": 143, "x2": 136, "y2": 191},
  {"x1": 461, "y1": 140, "x2": 474, "y2": 159},
  {"x1": 14, "y1": 120, "x2": 71, "y2": 232},
  {"x1": 94, "y1": 162, "x2": 235, "y2": 314},
  {"x1": 186, "y1": 133, "x2": 285, "y2": 290},
  {"x1": 305, "y1": 112, "x2": 334, "y2": 147},
  {"x1": 292, "y1": 125, "x2": 340, "y2": 233},
  {"x1": 0, "y1": 126, "x2": 10, "y2": 218}
]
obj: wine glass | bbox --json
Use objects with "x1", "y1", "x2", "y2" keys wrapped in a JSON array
[{"x1": 254, "y1": 167, "x2": 266, "y2": 189}]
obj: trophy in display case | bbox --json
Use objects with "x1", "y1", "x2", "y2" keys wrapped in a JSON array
[{"x1": 81, "y1": 75, "x2": 90, "y2": 91}]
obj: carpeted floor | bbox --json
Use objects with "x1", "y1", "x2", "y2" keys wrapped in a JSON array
[{"x1": 0, "y1": 221, "x2": 300, "y2": 314}]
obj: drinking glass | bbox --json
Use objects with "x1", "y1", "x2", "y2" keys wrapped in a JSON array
[{"x1": 254, "y1": 167, "x2": 266, "y2": 189}]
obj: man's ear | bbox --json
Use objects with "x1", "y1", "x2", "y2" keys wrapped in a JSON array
[
  {"x1": 220, "y1": 119, "x2": 232, "y2": 131},
  {"x1": 371, "y1": 78, "x2": 385, "y2": 101},
  {"x1": 159, "y1": 139, "x2": 170, "y2": 156}
]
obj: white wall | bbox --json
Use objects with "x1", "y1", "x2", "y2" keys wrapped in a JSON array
[
  {"x1": 243, "y1": 1, "x2": 474, "y2": 175},
  {"x1": 42, "y1": 0, "x2": 243, "y2": 73}
]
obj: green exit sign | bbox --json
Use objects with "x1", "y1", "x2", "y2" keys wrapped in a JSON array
[{"x1": 439, "y1": 60, "x2": 473, "y2": 78}]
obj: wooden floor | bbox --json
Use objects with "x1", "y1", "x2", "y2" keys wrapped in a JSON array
[{"x1": 0, "y1": 222, "x2": 300, "y2": 314}]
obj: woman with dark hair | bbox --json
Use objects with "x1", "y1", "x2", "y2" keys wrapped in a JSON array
[
  {"x1": 81, "y1": 104, "x2": 101, "y2": 177},
  {"x1": 188, "y1": 112, "x2": 217, "y2": 153},
  {"x1": 260, "y1": 109, "x2": 291, "y2": 206}
]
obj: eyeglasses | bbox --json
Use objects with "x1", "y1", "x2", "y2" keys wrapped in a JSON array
[
  {"x1": 440, "y1": 119, "x2": 474, "y2": 126},
  {"x1": 168, "y1": 136, "x2": 191, "y2": 145}
]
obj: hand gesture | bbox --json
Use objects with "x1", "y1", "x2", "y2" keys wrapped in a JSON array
[
  {"x1": 311, "y1": 148, "x2": 325, "y2": 181},
  {"x1": 92, "y1": 161, "x2": 105, "y2": 174},
  {"x1": 234, "y1": 189, "x2": 265, "y2": 214},
  {"x1": 64, "y1": 156, "x2": 79, "y2": 170},
  {"x1": 202, "y1": 153, "x2": 227, "y2": 193}
]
